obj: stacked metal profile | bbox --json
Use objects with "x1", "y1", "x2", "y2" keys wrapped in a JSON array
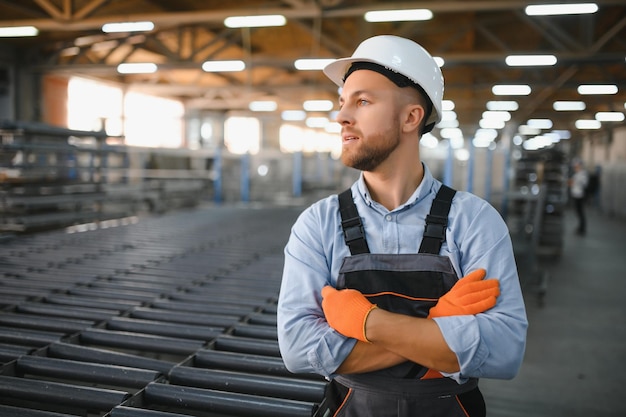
[
  {"x1": 503, "y1": 148, "x2": 568, "y2": 306},
  {"x1": 0, "y1": 121, "x2": 211, "y2": 235},
  {"x1": 0, "y1": 205, "x2": 324, "y2": 417}
]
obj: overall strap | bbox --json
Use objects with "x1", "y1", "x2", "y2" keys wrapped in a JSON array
[
  {"x1": 338, "y1": 189, "x2": 370, "y2": 255},
  {"x1": 418, "y1": 185, "x2": 456, "y2": 255}
]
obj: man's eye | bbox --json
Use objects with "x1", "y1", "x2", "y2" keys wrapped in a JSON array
[{"x1": 358, "y1": 99, "x2": 369, "y2": 106}]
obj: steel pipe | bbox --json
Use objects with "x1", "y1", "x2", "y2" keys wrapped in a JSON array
[
  {"x1": 143, "y1": 382, "x2": 315, "y2": 417},
  {"x1": 17, "y1": 356, "x2": 160, "y2": 388},
  {"x1": 168, "y1": 366, "x2": 325, "y2": 403}
]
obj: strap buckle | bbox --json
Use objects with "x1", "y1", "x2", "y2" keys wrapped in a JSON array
[
  {"x1": 423, "y1": 214, "x2": 447, "y2": 240},
  {"x1": 341, "y1": 217, "x2": 365, "y2": 243}
]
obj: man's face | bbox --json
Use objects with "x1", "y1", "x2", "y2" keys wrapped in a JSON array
[{"x1": 336, "y1": 69, "x2": 403, "y2": 172}]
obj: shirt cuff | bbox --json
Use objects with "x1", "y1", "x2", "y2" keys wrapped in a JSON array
[
  {"x1": 433, "y1": 315, "x2": 488, "y2": 381},
  {"x1": 308, "y1": 329, "x2": 357, "y2": 378}
]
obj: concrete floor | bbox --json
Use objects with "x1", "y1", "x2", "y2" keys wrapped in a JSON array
[{"x1": 481, "y1": 205, "x2": 626, "y2": 417}]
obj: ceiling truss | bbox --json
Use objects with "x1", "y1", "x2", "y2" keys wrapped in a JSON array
[{"x1": 0, "y1": 0, "x2": 624, "y2": 136}]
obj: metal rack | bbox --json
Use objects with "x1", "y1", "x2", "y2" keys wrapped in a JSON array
[
  {"x1": 1, "y1": 121, "x2": 213, "y2": 235},
  {"x1": 0, "y1": 205, "x2": 323, "y2": 417},
  {"x1": 505, "y1": 184, "x2": 550, "y2": 306}
]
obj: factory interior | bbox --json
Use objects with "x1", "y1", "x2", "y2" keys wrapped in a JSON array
[{"x1": 0, "y1": 1, "x2": 625, "y2": 416}]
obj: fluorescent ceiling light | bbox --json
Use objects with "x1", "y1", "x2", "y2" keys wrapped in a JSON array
[
  {"x1": 577, "y1": 84, "x2": 618, "y2": 95},
  {"x1": 492, "y1": 85, "x2": 531, "y2": 96},
  {"x1": 102, "y1": 21, "x2": 154, "y2": 33},
  {"x1": 420, "y1": 133, "x2": 439, "y2": 149},
  {"x1": 482, "y1": 111, "x2": 511, "y2": 121},
  {"x1": 479, "y1": 119, "x2": 505, "y2": 129},
  {"x1": 543, "y1": 132, "x2": 562, "y2": 143},
  {"x1": 249, "y1": 100, "x2": 277, "y2": 112},
  {"x1": 281, "y1": 110, "x2": 307, "y2": 121},
  {"x1": 364, "y1": 9, "x2": 433, "y2": 22},
  {"x1": 472, "y1": 138, "x2": 492, "y2": 149},
  {"x1": 473, "y1": 129, "x2": 498, "y2": 148},
  {"x1": 442, "y1": 100, "x2": 455, "y2": 111},
  {"x1": 525, "y1": 3, "x2": 598, "y2": 16},
  {"x1": 436, "y1": 119, "x2": 459, "y2": 129},
  {"x1": 552, "y1": 130, "x2": 571, "y2": 140},
  {"x1": 505, "y1": 55, "x2": 557, "y2": 66},
  {"x1": 0, "y1": 26, "x2": 38, "y2": 37},
  {"x1": 518, "y1": 125, "x2": 541, "y2": 136},
  {"x1": 595, "y1": 111, "x2": 625, "y2": 122},
  {"x1": 523, "y1": 135, "x2": 554, "y2": 151},
  {"x1": 117, "y1": 63, "x2": 157, "y2": 74},
  {"x1": 575, "y1": 119, "x2": 601, "y2": 129},
  {"x1": 224, "y1": 15, "x2": 286, "y2": 28},
  {"x1": 440, "y1": 128, "x2": 463, "y2": 139},
  {"x1": 527, "y1": 118, "x2": 553, "y2": 129},
  {"x1": 441, "y1": 111, "x2": 458, "y2": 122},
  {"x1": 306, "y1": 117, "x2": 329, "y2": 128},
  {"x1": 303, "y1": 100, "x2": 333, "y2": 112},
  {"x1": 202, "y1": 60, "x2": 245, "y2": 72},
  {"x1": 553, "y1": 101, "x2": 586, "y2": 111},
  {"x1": 486, "y1": 100, "x2": 519, "y2": 111},
  {"x1": 294, "y1": 58, "x2": 335, "y2": 71},
  {"x1": 475, "y1": 129, "x2": 498, "y2": 141}
]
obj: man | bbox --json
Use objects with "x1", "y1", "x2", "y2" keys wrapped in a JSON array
[
  {"x1": 277, "y1": 35, "x2": 527, "y2": 416},
  {"x1": 569, "y1": 159, "x2": 589, "y2": 235}
]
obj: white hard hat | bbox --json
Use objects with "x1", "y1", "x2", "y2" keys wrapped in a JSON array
[{"x1": 324, "y1": 35, "x2": 444, "y2": 132}]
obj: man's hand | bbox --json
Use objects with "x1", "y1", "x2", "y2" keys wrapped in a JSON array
[
  {"x1": 321, "y1": 286, "x2": 377, "y2": 342},
  {"x1": 428, "y1": 269, "x2": 500, "y2": 318}
]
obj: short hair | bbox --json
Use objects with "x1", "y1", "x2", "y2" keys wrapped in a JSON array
[{"x1": 344, "y1": 61, "x2": 434, "y2": 133}]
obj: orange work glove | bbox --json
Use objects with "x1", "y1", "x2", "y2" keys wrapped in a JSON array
[
  {"x1": 428, "y1": 269, "x2": 500, "y2": 318},
  {"x1": 321, "y1": 286, "x2": 377, "y2": 343}
]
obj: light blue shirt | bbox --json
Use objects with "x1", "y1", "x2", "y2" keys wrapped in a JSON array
[{"x1": 277, "y1": 165, "x2": 528, "y2": 383}]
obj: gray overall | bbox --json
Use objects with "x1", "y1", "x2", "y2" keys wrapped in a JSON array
[{"x1": 313, "y1": 185, "x2": 485, "y2": 417}]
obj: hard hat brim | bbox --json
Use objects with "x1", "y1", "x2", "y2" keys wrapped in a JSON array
[{"x1": 323, "y1": 57, "x2": 384, "y2": 87}]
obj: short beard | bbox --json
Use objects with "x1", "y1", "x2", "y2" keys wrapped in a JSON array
[{"x1": 341, "y1": 124, "x2": 401, "y2": 172}]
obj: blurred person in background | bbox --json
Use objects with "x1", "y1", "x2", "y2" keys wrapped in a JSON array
[{"x1": 569, "y1": 159, "x2": 589, "y2": 236}]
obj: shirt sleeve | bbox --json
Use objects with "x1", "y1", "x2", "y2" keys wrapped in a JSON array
[
  {"x1": 434, "y1": 198, "x2": 528, "y2": 382},
  {"x1": 277, "y1": 201, "x2": 356, "y2": 378}
]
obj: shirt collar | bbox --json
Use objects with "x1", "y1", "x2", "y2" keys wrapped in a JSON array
[{"x1": 355, "y1": 164, "x2": 436, "y2": 211}]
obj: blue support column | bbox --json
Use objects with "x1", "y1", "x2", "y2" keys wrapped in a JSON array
[
  {"x1": 67, "y1": 151, "x2": 77, "y2": 181},
  {"x1": 213, "y1": 147, "x2": 222, "y2": 204},
  {"x1": 122, "y1": 149, "x2": 129, "y2": 184},
  {"x1": 484, "y1": 145, "x2": 494, "y2": 203},
  {"x1": 100, "y1": 149, "x2": 108, "y2": 184},
  {"x1": 501, "y1": 146, "x2": 512, "y2": 220},
  {"x1": 89, "y1": 149, "x2": 96, "y2": 183},
  {"x1": 293, "y1": 151, "x2": 302, "y2": 198},
  {"x1": 467, "y1": 142, "x2": 475, "y2": 193},
  {"x1": 443, "y1": 142, "x2": 454, "y2": 187},
  {"x1": 240, "y1": 152, "x2": 250, "y2": 203}
]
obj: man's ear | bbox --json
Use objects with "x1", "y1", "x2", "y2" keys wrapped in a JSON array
[{"x1": 402, "y1": 104, "x2": 425, "y2": 134}]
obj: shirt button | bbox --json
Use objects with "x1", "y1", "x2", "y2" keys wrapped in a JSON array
[{"x1": 385, "y1": 215, "x2": 392, "y2": 221}]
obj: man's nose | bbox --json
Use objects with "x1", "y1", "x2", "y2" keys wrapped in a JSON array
[{"x1": 335, "y1": 105, "x2": 352, "y2": 125}]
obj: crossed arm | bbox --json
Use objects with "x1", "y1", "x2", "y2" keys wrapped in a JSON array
[{"x1": 322, "y1": 269, "x2": 500, "y2": 375}]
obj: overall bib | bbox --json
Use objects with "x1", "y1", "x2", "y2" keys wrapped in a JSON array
[{"x1": 314, "y1": 185, "x2": 485, "y2": 417}]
